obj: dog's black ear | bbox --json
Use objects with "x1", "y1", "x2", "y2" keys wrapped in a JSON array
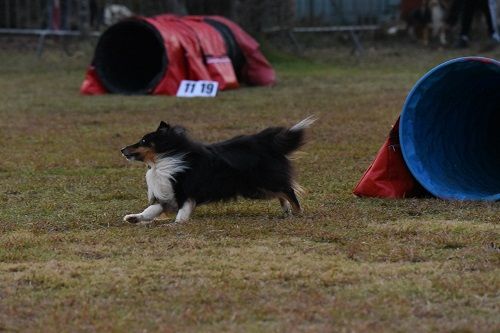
[{"x1": 157, "y1": 121, "x2": 170, "y2": 132}]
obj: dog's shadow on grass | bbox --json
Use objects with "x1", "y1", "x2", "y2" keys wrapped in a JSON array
[{"x1": 131, "y1": 208, "x2": 304, "y2": 228}]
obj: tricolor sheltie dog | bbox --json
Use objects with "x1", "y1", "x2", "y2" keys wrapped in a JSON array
[{"x1": 121, "y1": 117, "x2": 315, "y2": 224}]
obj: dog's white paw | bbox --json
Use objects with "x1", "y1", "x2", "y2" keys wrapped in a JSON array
[{"x1": 123, "y1": 214, "x2": 142, "y2": 224}]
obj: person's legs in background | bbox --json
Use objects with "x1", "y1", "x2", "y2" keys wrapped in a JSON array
[
  {"x1": 483, "y1": 0, "x2": 500, "y2": 41},
  {"x1": 457, "y1": 0, "x2": 499, "y2": 48},
  {"x1": 456, "y1": 0, "x2": 477, "y2": 47},
  {"x1": 446, "y1": 0, "x2": 465, "y2": 27}
]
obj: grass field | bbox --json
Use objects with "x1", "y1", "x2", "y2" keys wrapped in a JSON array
[{"x1": 0, "y1": 42, "x2": 499, "y2": 332}]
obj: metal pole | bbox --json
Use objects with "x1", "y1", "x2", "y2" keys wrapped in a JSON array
[
  {"x1": 5, "y1": 0, "x2": 11, "y2": 27},
  {"x1": 15, "y1": 0, "x2": 20, "y2": 28},
  {"x1": 79, "y1": 0, "x2": 89, "y2": 37},
  {"x1": 26, "y1": 0, "x2": 31, "y2": 28},
  {"x1": 36, "y1": 0, "x2": 52, "y2": 57}
]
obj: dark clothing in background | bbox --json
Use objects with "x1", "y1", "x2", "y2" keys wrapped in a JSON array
[
  {"x1": 460, "y1": 0, "x2": 498, "y2": 37},
  {"x1": 446, "y1": 0, "x2": 465, "y2": 27}
]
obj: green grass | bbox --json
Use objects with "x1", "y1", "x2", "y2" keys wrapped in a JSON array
[{"x1": 0, "y1": 43, "x2": 499, "y2": 332}]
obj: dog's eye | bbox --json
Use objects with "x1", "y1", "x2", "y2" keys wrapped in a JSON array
[{"x1": 141, "y1": 139, "x2": 147, "y2": 145}]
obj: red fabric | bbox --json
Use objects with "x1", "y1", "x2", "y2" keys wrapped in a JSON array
[
  {"x1": 353, "y1": 118, "x2": 426, "y2": 198},
  {"x1": 148, "y1": 15, "x2": 211, "y2": 95},
  {"x1": 80, "y1": 15, "x2": 275, "y2": 95},
  {"x1": 205, "y1": 16, "x2": 276, "y2": 86},
  {"x1": 80, "y1": 15, "x2": 211, "y2": 96},
  {"x1": 80, "y1": 66, "x2": 106, "y2": 95},
  {"x1": 183, "y1": 17, "x2": 239, "y2": 90}
]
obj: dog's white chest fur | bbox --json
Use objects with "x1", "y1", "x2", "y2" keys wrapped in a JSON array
[{"x1": 146, "y1": 155, "x2": 188, "y2": 208}]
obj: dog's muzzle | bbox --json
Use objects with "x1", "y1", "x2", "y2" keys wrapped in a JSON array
[{"x1": 121, "y1": 147, "x2": 136, "y2": 160}]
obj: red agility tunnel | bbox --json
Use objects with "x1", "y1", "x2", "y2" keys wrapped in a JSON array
[{"x1": 80, "y1": 15, "x2": 275, "y2": 95}]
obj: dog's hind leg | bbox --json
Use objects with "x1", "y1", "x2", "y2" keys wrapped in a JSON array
[
  {"x1": 279, "y1": 197, "x2": 292, "y2": 216},
  {"x1": 175, "y1": 199, "x2": 196, "y2": 223},
  {"x1": 283, "y1": 188, "x2": 302, "y2": 215},
  {"x1": 124, "y1": 203, "x2": 163, "y2": 224}
]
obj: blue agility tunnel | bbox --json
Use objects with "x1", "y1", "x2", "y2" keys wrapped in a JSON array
[{"x1": 400, "y1": 57, "x2": 500, "y2": 201}]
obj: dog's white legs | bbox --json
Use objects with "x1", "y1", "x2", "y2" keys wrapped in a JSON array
[
  {"x1": 175, "y1": 199, "x2": 196, "y2": 223},
  {"x1": 124, "y1": 204, "x2": 163, "y2": 224}
]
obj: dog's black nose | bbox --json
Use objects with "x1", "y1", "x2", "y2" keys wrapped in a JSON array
[{"x1": 121, "y1": 147, "x2": 131, "y2": 158}]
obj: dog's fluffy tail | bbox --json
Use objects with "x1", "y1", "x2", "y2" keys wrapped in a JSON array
[{"x1": 272, "y1": 116, "x2": 316, "y2": 156}]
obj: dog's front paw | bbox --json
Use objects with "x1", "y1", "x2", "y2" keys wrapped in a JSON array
[{"x1": 123, "y1": 214, "x2": 142, "y2": 224}]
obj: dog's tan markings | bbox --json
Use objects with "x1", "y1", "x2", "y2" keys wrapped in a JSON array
[
  {"x1": 134, "y1": 146, "x2": 156, "y2": 163},
  {"x1": 275, "y1": 191, "x2": 302, "y2": 215},
  {"x1": 277, "y1": 190, "x2": 302, "y2": 215},
  {"x1": 288, "y1": 198, "x2": 302, "y2": 214}
]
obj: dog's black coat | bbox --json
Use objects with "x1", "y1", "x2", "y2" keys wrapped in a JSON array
[{"x1": 122, "y1": 120, "x2": 309, "y2": 213}]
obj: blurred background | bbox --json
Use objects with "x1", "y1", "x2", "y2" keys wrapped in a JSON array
[
  {"x1": 1, "y1": 3, "x2": 499, "y2": 332},
  {"x1": 1, "y1": 0, "x2": 499, "y2": 55},
  {"x1": 0, "y1": 0, "x2": 400, "y2": 33}
]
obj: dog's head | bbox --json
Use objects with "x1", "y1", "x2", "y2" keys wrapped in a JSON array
[{"x1": 121, "y1": 121, "x2": 187, "y2": 163}]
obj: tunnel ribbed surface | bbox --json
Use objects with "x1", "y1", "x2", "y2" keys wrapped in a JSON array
[
  {"x1": 204, "y1": 18, "x2": 245, "y2": 77},
  {"x1": 400, "y1": 57, "x2": 500, "y2": 201}
]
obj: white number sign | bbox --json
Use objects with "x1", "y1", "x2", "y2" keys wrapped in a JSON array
[{"x1": 176, "y1": 80, "x2": 219, "y2": 98}]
